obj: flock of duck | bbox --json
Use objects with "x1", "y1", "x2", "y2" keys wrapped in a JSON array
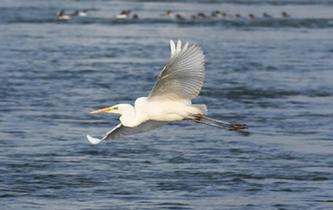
[
  {"x1": 56, "y1": 9, "x2": 291, "y2": 21},
  {"x1": 161, "y1": 10, "x2": 291, "y2": 21}
]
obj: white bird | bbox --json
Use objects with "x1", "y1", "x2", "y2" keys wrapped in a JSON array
[{"x1": 87, "y1": 40, "x2": 247, "y2": 144}]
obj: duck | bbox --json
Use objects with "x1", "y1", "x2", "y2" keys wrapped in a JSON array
[
  {"x1": 221, "y1": 11, "x2": 228, "y2": 18},
  {"x1": 248, "y1": 13, "x2": 256, "y2": 19},
  {"x1": 76, "y1": 9, "x2": 88, "y2": 17},
  {"x1": 71, "y1": 10, "x2": 88, "y2": 17},
  {"x1": 263, "y1": 12, "x2": 272, "y2": 18},
  {"x1": 197, "y1": 12, "x2": 209, "y2": 19},
  {"x1": 161, "y1": 10, "x2": 186, "y2": 21},
  {"x1": 56, "y1": 10, "x2": 72, "y2": 20},
  {"x1": 132, "y1": 13, "x2": 139, "y2": 20},
  {"x1": 161, "y1": 10, "x2": 173, "y2": 17},
  {"x1": 191, "y1": 14, "x2": 198, "y2": 20},
  {"x1": 116, "y1": 10, "x2": 132, "y2": 19},
  {"x1": 175, "y1": 14, "x2": 186, "y2": 21},
  {"x1": 235, "y1": 13, "x2": 242, "y2": 19},
  {"x1": 281, "y1": 11, "x2": 290, "y2": 18},
  {"x1": 211, "y1": 10, "x2": 221, "y2": 18}
]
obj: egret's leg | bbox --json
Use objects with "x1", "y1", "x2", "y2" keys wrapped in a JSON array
[
  {"x1": 191, "y1": 115, "x2": 248, "y2": 131},
  {"x1": 203, "y1": 116, "x2": 248, "y2": 130}
]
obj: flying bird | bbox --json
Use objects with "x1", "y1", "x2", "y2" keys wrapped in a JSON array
[{"x1": 87, "y1": 40, "x2": 247, "y2": 144}]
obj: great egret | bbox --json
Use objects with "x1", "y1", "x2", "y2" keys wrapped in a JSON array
[{"x1": 87, "y1": 40, "x2": 247, "y2": 144}]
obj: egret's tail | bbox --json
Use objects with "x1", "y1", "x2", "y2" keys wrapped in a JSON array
[
  {"x1": 193, "y1": 116, "x2": 248, "y2": 131},
  {"x1": 192, "y1": 104, "x2": 208, "y2": 115}
]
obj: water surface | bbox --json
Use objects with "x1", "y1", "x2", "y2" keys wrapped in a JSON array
[{"x1": 0, "y1": 0, "x2": 333, "y2": 209}]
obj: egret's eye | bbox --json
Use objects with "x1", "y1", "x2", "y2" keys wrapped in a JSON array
[{"x1": 113, "y1": 106, "x2": 118, "y2": 110}]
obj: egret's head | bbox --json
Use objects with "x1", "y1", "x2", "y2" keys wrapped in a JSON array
[{"x1": 90, "y1": 104, "x2": 132, "y2": 115}]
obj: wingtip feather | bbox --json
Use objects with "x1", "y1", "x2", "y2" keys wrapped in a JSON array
[
  {"x1": 86, "y1": 135, "x2": 104, "y2": 145},
  {"x1": 170, "y1": 40, "x2": 175, "y2": 57},
  {"x1": 183, "y1": 42, "x2": 189, "y2": 51},
  {"x1": 176, "y1": 40, "x2": 181, "y2": 53},
  {"x1": 170, "y1": 40, "x2": 187, "y2": 58}
]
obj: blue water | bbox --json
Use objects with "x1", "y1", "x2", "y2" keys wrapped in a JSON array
[{"x1": 1, "y1": 0, "x2": 333, "y2": 209}]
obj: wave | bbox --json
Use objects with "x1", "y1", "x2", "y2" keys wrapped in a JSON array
[{"x1": 202, "y1": 86, "x2": 333, "y2": 99}]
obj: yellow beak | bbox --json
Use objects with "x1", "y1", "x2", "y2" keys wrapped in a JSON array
[{"x1": 90, "y1": 107, "x2": 113, "y2": 114}]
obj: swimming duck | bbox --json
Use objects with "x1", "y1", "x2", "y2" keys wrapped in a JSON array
[
  {"x1": 197, "y1": 12, "x2": 209, "y2": 19},
  {"x1": 132, "y1": 13, "x2": 139, "y2": 20},
  {"x1": 248, "y1": 14, "x2": 256, "y2": 19},
  {"x1": 281, "y1": 11, "x2": 290, "y2": 18},
  {"x1": 235, "y1": 13, "x2": 242, "y2": 18},
  {"x1": 116, "y1": 10, "x2": 132, "y2": 19},
  {"x1": 211, "y1": 10, "x2": 221, "y2": 18},
  {"x1": 57, "y1": 10, "x2": 72, "y2": 20},
  {"x1": 77, "y1": 10, "x2": 88, "y2": 17},
  {"x1": 161, "y1": 10, "x2": 173, "y2": 17},
  {"x1": 263, "y1": 12, "x2": 272, "y2": 18},
  {"x1": 191, "y1": 14, "x2": 198, "y2": 20},
  {"x1": 175, "y1": 14, "x2": 186, "y2": 21},
  {"x1": 71, "y1": 10, "x2": 88, "y2": 17},
  {"x1": 221, "y1": 11, "x2": 228, "y2": 18}
]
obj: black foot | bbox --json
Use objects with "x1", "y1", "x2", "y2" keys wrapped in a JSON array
[{"x1": 228, "y1": 123, "x2": 248, "y2": 131}]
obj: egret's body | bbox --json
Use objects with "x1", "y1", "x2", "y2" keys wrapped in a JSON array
[
  {"x1": 87, "y1": 40, "x2": 247, "y2": 144},
  {"x1": 116, "y1": 97, "x2": 204, "y2": 127}
]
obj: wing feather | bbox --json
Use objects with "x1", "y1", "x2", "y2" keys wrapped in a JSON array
[
  {"x1": 86, "y1": 121, "x2": 164, "y2": 144},
  {"x1": 148, "y1": 40, "x2": 205, "y2": 101}
]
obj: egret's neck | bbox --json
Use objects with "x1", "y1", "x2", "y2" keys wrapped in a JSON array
[{"x1": 119, "y1": 105, "x2": 140, "y2": 127}]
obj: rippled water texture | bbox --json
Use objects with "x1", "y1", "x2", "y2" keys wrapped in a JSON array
[{"x1": 1, "y1": 0, "x2": 333, "y2": 209}]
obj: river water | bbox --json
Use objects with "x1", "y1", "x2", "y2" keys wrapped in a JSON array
[{"x1": 1, "y1": 0, "x2": 333, "y2": 209}]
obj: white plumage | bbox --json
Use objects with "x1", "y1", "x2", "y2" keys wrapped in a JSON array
[
  {"x1": 87, "y1": 40, "x2": 247, "y2": 144},
  {"x1": 149, "y1": 40, "x2": 205, "y2": 101}
]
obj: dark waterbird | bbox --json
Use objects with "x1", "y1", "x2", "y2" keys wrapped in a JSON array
[
  {"x1": 249, "y1": 14, "x2": 256, "y2": 19},
  {"x1": 263, "y1": 12, "x2": 272, "y2": 18},
  {"x1": 282, "y1": 11, "x2": 290, "y2": 18}
]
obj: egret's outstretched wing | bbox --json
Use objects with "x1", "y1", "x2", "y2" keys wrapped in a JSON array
[
  {"x1": 148, "y1": 40, "x2": 205, "y2": 101},
  {"x1": 86, "y1": 121, "x2": 165, "y2": 144}
]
